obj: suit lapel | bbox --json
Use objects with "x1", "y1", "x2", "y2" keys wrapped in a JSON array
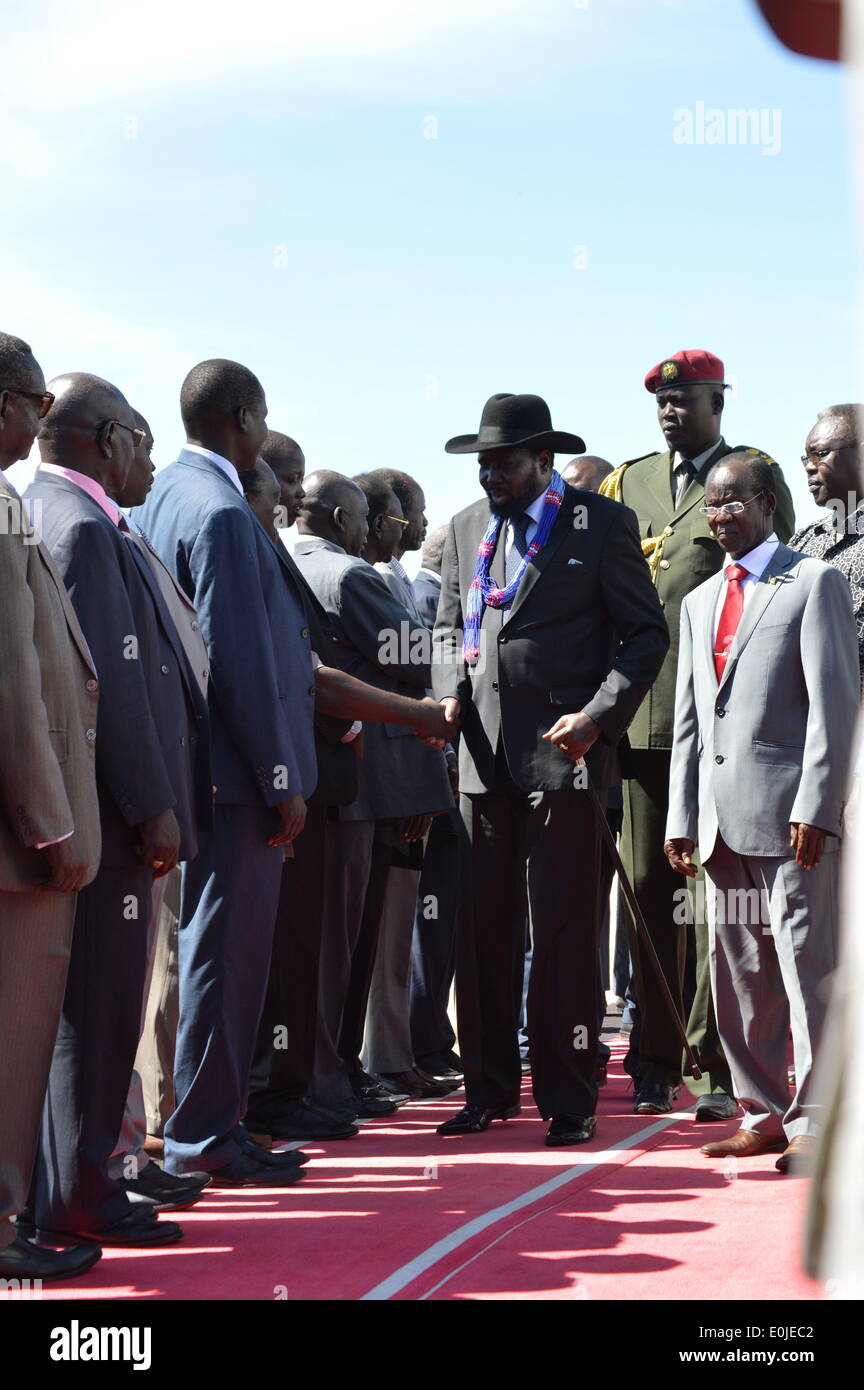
[
  {"x1": 716, "y1": 544, "x2": 797, "y2": 692},
  {"x1": 0, "y1": 472, "x2": 97, "y2": 677}
]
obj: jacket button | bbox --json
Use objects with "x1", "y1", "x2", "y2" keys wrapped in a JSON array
[
  {"x1": 492, "y1": 680, "x2": 499, "y2": 692},
  {"x1": 301, "y1": 627, "x2": 309, "y2": 638},
  {"x1": 308, "y1": 685, "x2": 314, "y2": 696},
  {"x1": 85, "y1": 678, "x2": 98, "y2": 692},
  {"x1": 161, "y1": 664, "x2": 170, "y2": 675},
  {"x1": 86, "y1": 728, "x2": 96, "y2": 742},
  {"x1": 191, "y1": 620, "x2": 199, "y2": 630},
  {"x1": 715, "y1": 707, "x2": 726, "y2": 718},
  {"x1": 715, "y1": 754, "x2": 724, "y2": 764},
  {"x1": 180, "y1": 735, "x2": 186, "y2": 746},
  {"x1": 660, "y1": 559, "x2": 670, "y2": 569}
]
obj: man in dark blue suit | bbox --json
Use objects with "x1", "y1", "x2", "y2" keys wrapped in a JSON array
[
  {"x1": 25, "y1": 372, "x2": 205, "y2": 1246},
  {"x1": 133, "y1": 359, "x2": 317, "y2": 1185}
]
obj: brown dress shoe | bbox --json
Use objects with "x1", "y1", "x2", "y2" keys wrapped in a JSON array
[
  {"x1": 775, "y1": 1134, "x2": 817, "y2": 1174},
  {"x1": 700, "y1": 1128, "x2": 787, "y2": 1158}
]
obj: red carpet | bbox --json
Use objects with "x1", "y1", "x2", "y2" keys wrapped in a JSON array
[{"x1": 25, "y1": 1041, "x2": 819, "y2": 1303}]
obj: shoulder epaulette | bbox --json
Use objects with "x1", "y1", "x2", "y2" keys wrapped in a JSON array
[{"x1": 598, "y1": 452, "x2": 661, "y2": 503}]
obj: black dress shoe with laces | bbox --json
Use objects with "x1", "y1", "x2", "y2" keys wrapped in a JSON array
[
  {"x1": 206, "y1": 1152, "x2": 305, "y2": 1187},
  {"x1": 234, "y1": 1128, "x2": 310, "y2": 1167},
  {"x1": 380, "y1": 1068, "x2": 454, "y2": 1100},
  {"x1": 119, "y1": 1161, "x2": 210, "y2": 1210},
  {"x1": 633, "y1": 1081, "x2": 680, "y2": 1115},
  {"x1": 244, "y1": 1105, "x2": 358, "y2": 1141},
  {"x1": 0, "y1": 1236, "x2": 102, "y2": 1281},
  {"x1": 38, "y1": 1206, "x2": 183, "y2": 1248},
  {"x1": 546, "y1": 1115, "x2": 597, "y2": 1146},
  {"x1": 436, "y1": 1102, "x2": 520, "y2": 1136}
]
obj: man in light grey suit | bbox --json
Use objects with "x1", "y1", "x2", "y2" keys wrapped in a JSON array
[{"x1": 666, "y1": 451, "x2": 860, "y2": 1174}]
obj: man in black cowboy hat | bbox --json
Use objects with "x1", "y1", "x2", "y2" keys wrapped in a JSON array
[{"x1": 432, "y1": 393, "x2": 669, "y2": 1145}]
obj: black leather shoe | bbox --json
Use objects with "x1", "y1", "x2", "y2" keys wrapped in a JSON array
[
  {"x1": 120, "y1": 1161, "x2": 210, "y2": 1210},
  {"x1": 634, "y1": 1081, "x2": 680, "y2": 1115},
  {"x1": 350, "y1": 1074, "x2": 401, "y2": 1115},
  {"x1": 415, "y1": 1053, "x2": 465, "y2": 1084},
  {"x1": 437, "y1": 1102, "x2": 520, "y2": 1136},
  {"x1": 546, "y1": 1115, "x2": 597, "y2": 1147},
  {"x1": 415, "y1": 1065, "x2": 462, "y2": 1094},
  {"x1": 245, "y1": 1106, "x2": 358, "y2": 1141},
  {"x1": 0, "y1": 1236, "x2": 102, "y2": 1281},
  {"x1": 207, "y1": 1152, "x2": 304, "y2": 1187},
  {"x1": 234, "y1": 1126, "x2": 310, "y2": 1167},
  {"x1": 381, "y1": 1068, "x2": 455, "y2": 1100},
  {"x1": 352, "y1": 1093, "x2": 399, "y2": 1118},
  {"x1": 38, "y1": 1207, "x2": 183, "y2": 1248},
  {"x1": 695, "y1": 1092, "x2": 739, "y2": 1122}
]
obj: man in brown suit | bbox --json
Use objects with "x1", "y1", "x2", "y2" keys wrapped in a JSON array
[{"x1": 0, "y1": 333, "x2": 102, "y2": 1280}]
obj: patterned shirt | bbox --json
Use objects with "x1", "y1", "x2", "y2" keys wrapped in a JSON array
[{"x1": 790, "y1": 502, "x2": 864, "y2": 689}]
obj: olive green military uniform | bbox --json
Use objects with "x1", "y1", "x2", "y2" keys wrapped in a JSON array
[{"x1": 603, "y1": 439, "x2": 795, "y2": 1093}]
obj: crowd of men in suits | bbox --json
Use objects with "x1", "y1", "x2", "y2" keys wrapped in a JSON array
[{"x1": 1, "y1": 332, "x2": 861, "y2": 1283}]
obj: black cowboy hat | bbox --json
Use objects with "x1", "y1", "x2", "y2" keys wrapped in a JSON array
[{"x1": 444, "y1": 393, "x2": 586, "y2": 455}]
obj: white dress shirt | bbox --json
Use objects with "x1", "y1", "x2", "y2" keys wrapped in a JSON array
[
  {"x1": 712, "y1": 531, "x2": 780, "y2": 640},
  {"x1": 183, "y1": 443, "x2": 244, "y2": 496}
]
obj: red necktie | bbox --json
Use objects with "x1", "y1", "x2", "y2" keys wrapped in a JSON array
[{"x1": 713, "y1": 563, "x2": 748, "y2": 682}]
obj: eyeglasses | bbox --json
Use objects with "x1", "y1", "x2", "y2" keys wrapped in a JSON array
[
  {"x1": 698, "y1": 491, "x2": 764, "y2": 521},
  {"x1": 0, "y1": 386, "x2": 55, "y2": 418},
  {"x1": 800, "y1": 445, "x2": 857, "y2": 464},
  {"x1": 107, "y1": 419, "x2": 147, "y2": 447},
  {"x1": 385, "y1": 514, "x2": 410, "y2": 528}
]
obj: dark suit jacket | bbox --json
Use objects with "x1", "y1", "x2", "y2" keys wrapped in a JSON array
[
  {"x1": 269, "y1": 532, "x2": 358, "y2": 809},
  {"x1": 293, "y1": 537, "x2": 452, "y2": 822},
  {"x1": 432, "y1": 484, "x2": 670, "y2": 794},
  {"x1": 0, "y1": 475, "x2": 101, "y2": 890},
  {"x1": 413, "y1": 569, "x2": 443, "y2": 629},
  {"x1": 25, "y1": 469, "x2": 207, "y2": 867},
  {"x1": 132, "y1": 449, "x2": 317, "y2": 806}
]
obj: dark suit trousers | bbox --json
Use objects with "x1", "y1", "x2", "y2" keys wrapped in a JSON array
[
  {"x1": 409, "y1": 811, "x2": 461, "y2": 1064},
  {"x1": 164, "y1": 804, "x2": 283, "y2": 1173},
  {"x1": 337, "y1": 827, "x2": 394, "y2": 1076},
  {"x1": 621, "y1": 749, "x2": 731, "y2": 1093},
  {"x1": 0, "y1": 890, "x2": 76, "y2": 1250},
  {"x1": 459, "y1": 755, "x2": 605, "y2": 1120},
  {"x1": 32, "y1": 866, "x2": 153, "y2": 1233},
  {"x1": 246, "y1": 804, "x2": 329, "y2": 1122}
]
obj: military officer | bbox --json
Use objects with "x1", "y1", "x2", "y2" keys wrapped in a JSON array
[{"x1": 600, "y1": 349, "x2": 795, "y2": 1117}]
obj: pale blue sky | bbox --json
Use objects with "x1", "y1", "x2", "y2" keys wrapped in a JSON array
[{"x1": 3, "y1": 0, "x2": 857, "y2": 556}]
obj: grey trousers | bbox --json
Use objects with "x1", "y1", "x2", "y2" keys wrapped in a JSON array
[
  {"x1": 308, "y1": 819, "x2": 375, "y2": 1112},
  {"x1": 0, "y1": 889, "x2": 76, "y2": 1251},
  {"x1": 361, "y1": 863, "x2": 422, "y2": 1075},
  {"x1": 705, "y1": 834, "x2": 839, "y2": 1141},
  {"x1": 108, "y1": 868, "x2": 179, "y2": 1178}
]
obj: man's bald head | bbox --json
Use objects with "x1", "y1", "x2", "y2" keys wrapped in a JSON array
[
  {"x1": 38, "y1": 372, "x2": 137, "y2": 497},
  {"x1": 561, "y1": 455, "x2": 612, "y2": 493},
  {"x1": 298, "y1": 469, "x2": 369, "y2": 556},
  {"x1": 179, "y1": 358, "x2": 268, "y2": 471}
]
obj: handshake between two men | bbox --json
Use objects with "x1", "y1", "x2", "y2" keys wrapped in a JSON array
[{"x1": 266, "y1": 667, "x2": 461, "y2": 850}]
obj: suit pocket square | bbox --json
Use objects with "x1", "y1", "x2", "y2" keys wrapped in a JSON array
[{"x1": 567, "y1": 558, "x2": 583, "y2": 566}]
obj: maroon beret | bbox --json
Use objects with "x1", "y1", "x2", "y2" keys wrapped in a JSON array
[{"x1": 644, "y1": 349, "x2": 726, "y2": 394}]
